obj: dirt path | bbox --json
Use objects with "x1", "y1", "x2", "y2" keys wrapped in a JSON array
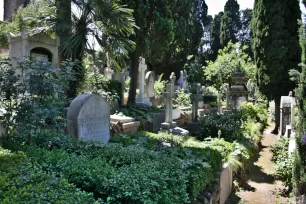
[{"x1": 227, "y1": 127, "x2": 291, "y2": 204}]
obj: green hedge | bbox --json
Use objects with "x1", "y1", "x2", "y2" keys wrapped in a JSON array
[
  {"x1": 0, "y1": 147, "x2": 100, "y2": 204},
  {"x1": 1, "y1": 129, "x2": 240, "y2": 203}
]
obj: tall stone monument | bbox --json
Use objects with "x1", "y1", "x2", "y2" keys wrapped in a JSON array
[
  {"x1": 161, "y1": 72, "x2": 177, "y2": 130},
  {"x1": 136, "y1": 57, "x2": 151, "y2": 106},
  {"x1": 67, "y1": 94, "x2": 110, "y2": 144},
  {"x1": 279, "y1": 93, "x2": 296, "y2": 136}
]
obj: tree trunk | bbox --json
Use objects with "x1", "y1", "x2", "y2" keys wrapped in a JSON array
[
  {"x1": 273, "y1": 95, "x2": 281, "y2": 134},
  {"x1": 127, "y1": 50, "x2": 140, "y2": 104}
]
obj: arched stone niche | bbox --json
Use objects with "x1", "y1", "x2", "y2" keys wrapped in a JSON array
[
  {"x1": 30, "y1": 47, "x2": 52, "y2": 62},
  {"x1": 8, "y1": 31, "x2": 59, "y2": 68}
]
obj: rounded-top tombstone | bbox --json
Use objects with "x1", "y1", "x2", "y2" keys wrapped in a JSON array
[
  {"x1": 145, "y1": 71, "x2": 155, "y2": 98},
  {"x1": 67, "y1": 94, "x2": 110, "y2": 144}
]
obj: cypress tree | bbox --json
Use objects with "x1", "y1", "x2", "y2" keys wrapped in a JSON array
[
  {"x1": 251, "y1": 0, "x2": 301, "y2": 133},
  {"x1": 210, "y1": 12, "x2": 223, "y2": 61},
  {"x1": 220, "y1": 0, "x2": 241, "y2": 48}
]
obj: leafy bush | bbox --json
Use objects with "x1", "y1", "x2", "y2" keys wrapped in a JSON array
[
  {"x1": 117, "y1": 104, "x2": 161, "y2": 130},
  {"x1": 173, "y1": 89, "x2": 191, "y2": 108},
  {"x1": 154, "y1": 74, "x2": 167, "y2": 98},
  {"x1": 270, "y1": 137, "x2": 293, "y2": 189},
  {"x1": 0, "y1": 147, "x2": 100, "y2": 203},
  {"x1": 196, "y1": 110, "x2": 243, "y2": 142},
  {"x1": 0, "y1": 58, "x2": 75, "y2": 137},
  {"x1": 203, "y1": 95, "x2": 218, "y2": 104},
  {"x1": 87, "y1": 72, "x2": 121, "y2": 104}
]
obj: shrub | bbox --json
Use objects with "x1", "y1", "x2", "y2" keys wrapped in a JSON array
[
  {"x1": 173, "y1": 89, "x2": 191, "y2": 108},
  {"x1": 0, "y1": 59, "x2": 75, "y2": 137},
  {"x1": 270, "y1": 137, "x2": 293, "y2": 189},
  {"x1": 87, "y1": 72, "x2": 121, "y2": 104},
  {"x1": 196, "y1": 110, "x2": 243, "y2": 142},
  {"x1": 0, "y1": 147, "x2": 100, "y2": 203},
  {"x1": 203, "y1": 95, "x2": 218, "y2": 104},
  {"x1": 154, "y1": 74, "x2": 167, "y2": 98}
]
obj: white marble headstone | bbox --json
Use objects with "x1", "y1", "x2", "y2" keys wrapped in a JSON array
[
  {"x1": 145, "y1": 71, "x2": 155, "y2": 98},
  {"x1": 67, "y1": 94, "x2": 110, "y2": 144}
]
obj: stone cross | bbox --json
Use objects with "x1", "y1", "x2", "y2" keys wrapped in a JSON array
[{"x1": 161, "y1": 72, "x2": 177, "y2": 130}]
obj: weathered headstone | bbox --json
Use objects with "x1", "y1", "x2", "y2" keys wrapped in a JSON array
[
  {"x1": 67, "y1": 94, "x2": 110, "y2": 144},
  {"x1": 145, "y1": 71, "x2": 155, "y2": 98},
  {"x1": 136, "y1": 57, "x2": 151, "y2": 106}
]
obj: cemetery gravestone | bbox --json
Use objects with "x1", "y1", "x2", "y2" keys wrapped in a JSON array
[
  {"x1": 279, "y1": 96, "x2": 293, "y2": 136},
  {"x1": 161, "y1": 72, "x2": 177, "y2": 130},
  {"x1": 136, "y1": 57, "x2": 151, "y2": 106},
  {"x1": 145, "y1": 71, "x2": 155, "y2": 98},
  {"x1": 67, "y1": 94, "x2": 110, "y2": 144}
]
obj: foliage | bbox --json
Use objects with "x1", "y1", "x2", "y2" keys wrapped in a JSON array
[
  {"x1": 0, "y1": 146, "x2": 101, "y2": 203},
  {"x1": 220, "y1": 0, "x2": 241, "y2": 47},
  {"x1": 0, "y1": 0, "x2": 55, "y2": 48},
  {"x1": 204, "y1": 42, "x2": 255, "y2": 90},
  {"x1": 184, "y1": 55, "x2": 205, "y2": 84},
  {"x1": 87, "y1": 72, "x2": 121, "y2": 104},
  {"x1": 210, "y1": 12, "x2": 224, "y2": 61},
  {"x1": 196, "y1": 110, "x2": 243, "y2": 142},
  {"x1": 117, "y1": 104, "x2": 160, "y2": 124},
  {"x1": 126, "y1": 0, "x2": 208, "y2": 103},
  {"x1": 0, "y1": 59, "x2": 75, "y2": 137},
  {"x1": 173, "y1": 89, "x2": 191, "y2": 108},
  {"x1": 154, "y1": 74, "x2": 167, "y2": 98},
  {"x1": 293, "y1": 9, "x2": 306, "y2": 197},
  {"x1": 239, "y1": 9, "x2": 253, "y2": 59},
  {"x1": 203, "y1": 95, "x2": 218, "y2": 104},
  {"x1": 124, "y1": 76, "x2": 130, "y2": 93},
  {"x1": 251, "y1": 0, "x2": 301, "y2": 132},
  {"x1": 270, "y1": 137, "x2": 293, "y2": 189}
]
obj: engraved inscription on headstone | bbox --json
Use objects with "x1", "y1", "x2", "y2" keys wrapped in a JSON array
[{"x1": 67, "y1": 94, "x2": 110, "y2": 144}]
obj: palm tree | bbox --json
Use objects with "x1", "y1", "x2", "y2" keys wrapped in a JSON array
[{"x1": 29, "y1": 0, "x2": 136, "y2": 97}]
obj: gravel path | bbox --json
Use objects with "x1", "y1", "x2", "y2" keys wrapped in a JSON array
[{"x1": 227, "y1": 127, "x2": 292, "y2": 204}]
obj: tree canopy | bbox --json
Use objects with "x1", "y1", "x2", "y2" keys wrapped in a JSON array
[
  {"x1": 220, "y1": 0, "x2": 241, "y2": 48},
  {"x1": 251, "y1": 0, "x2": 301, "y2": 132}
]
